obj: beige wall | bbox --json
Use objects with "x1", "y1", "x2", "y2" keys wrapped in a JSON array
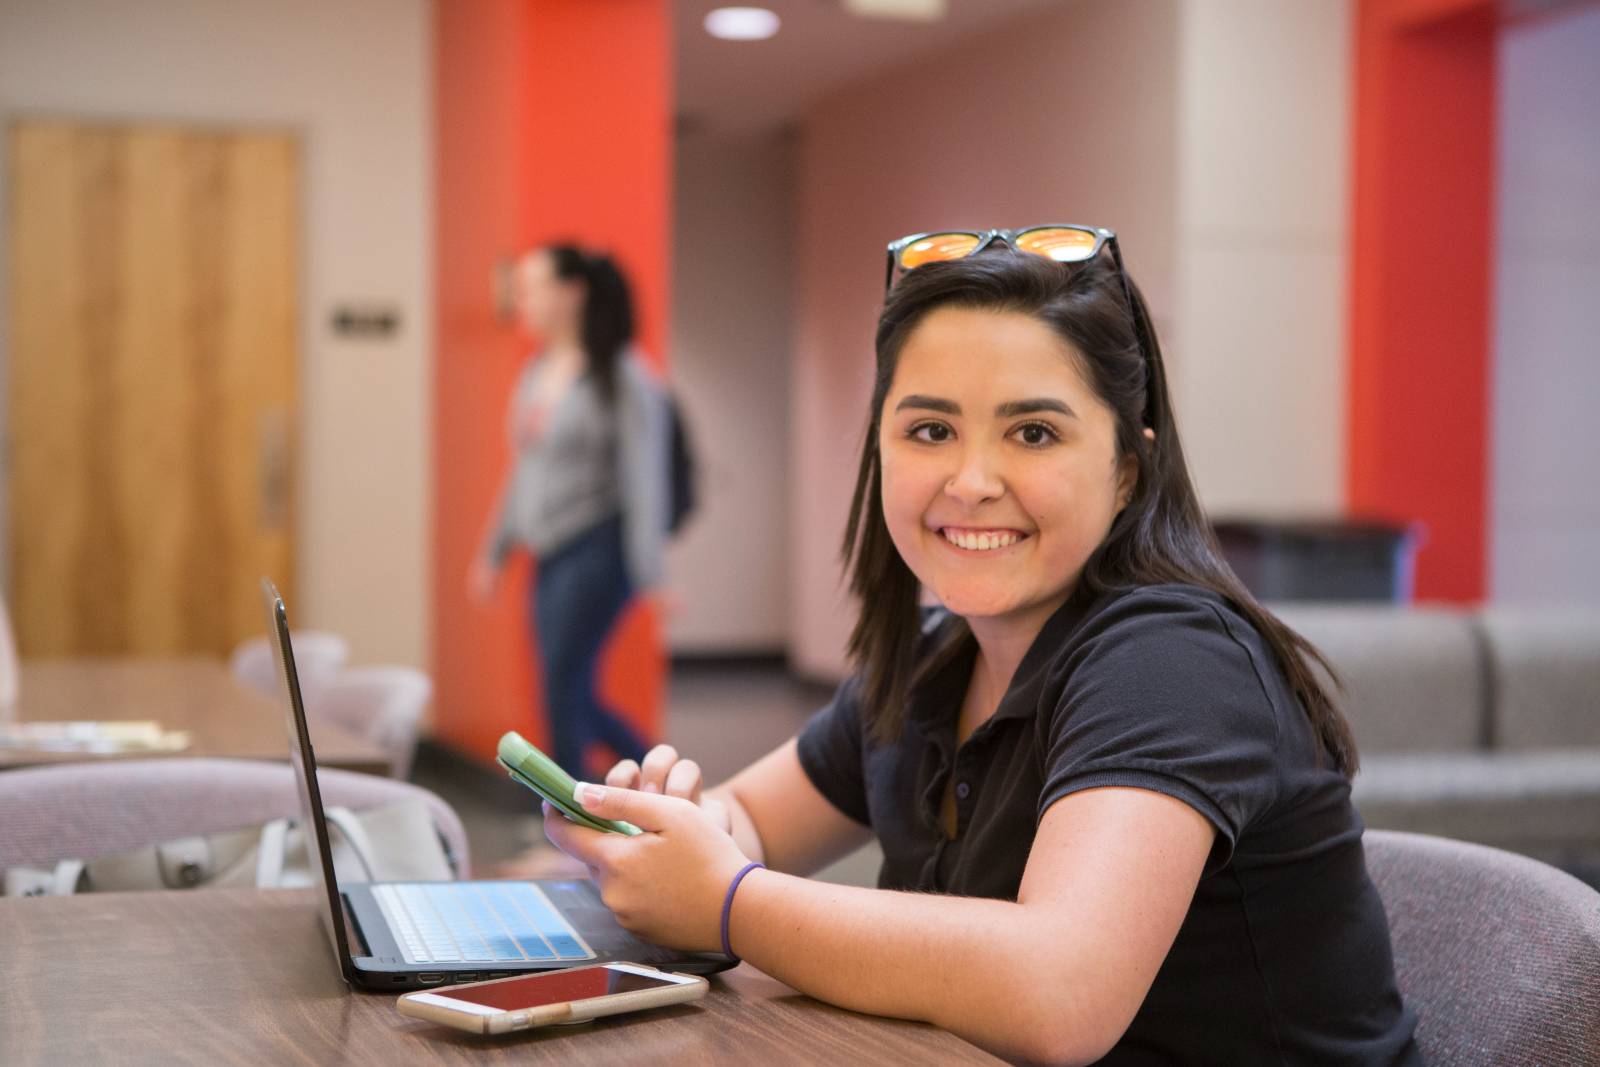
[
  {"x1": 1171, "y1": 0, "x2": 1351, "y2": 517},
  {"x1": 787, "y1": 0, "x2": 1353, "y2": 679},
  {"x1": 0, "y1": 0, "x2": 433, "y2": 668},
  {"x1": 668, "y1": 130, "x2": 795, "y2": 652}
]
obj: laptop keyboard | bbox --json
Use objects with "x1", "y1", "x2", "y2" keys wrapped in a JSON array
[{"x1": 372, "y1": 882, "x2": 596, "y2": 965}]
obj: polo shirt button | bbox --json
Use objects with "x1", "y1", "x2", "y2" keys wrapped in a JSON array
[{"x1": 955, "y1": 781, "x2": 971, "y2": 801}]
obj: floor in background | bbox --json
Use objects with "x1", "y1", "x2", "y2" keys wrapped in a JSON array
[{"x1": 410, "y1": 663, "x2": 882, "y2": 885}]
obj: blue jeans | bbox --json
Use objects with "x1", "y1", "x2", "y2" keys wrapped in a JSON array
[{"x1": 531, "y1": 515, "x2": 649, "y2": 777}]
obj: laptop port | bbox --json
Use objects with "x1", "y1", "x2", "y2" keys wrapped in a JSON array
[
  {"x1": 418, "y1": 973, "x2": 446, "y2": 985},
  {"x1": 456, "y1": 973, "x2": 478, "y2": 983}
]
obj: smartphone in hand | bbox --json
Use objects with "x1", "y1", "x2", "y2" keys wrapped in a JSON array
[
  {"x1": 496, "y1": 731, "x2": 641, "y2": 836},
  {"x1": 398, "y1": 963, "x2": 708, "y2": 1034}
]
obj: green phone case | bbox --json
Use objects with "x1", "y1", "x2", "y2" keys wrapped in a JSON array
[{"x1": 497, "y1": 731, "x2": 641, "y2": 836}]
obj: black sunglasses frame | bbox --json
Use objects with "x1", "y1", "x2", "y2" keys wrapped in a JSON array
[{"x1": 882, "y1": 224, "x2": 1160, "y2": 429}]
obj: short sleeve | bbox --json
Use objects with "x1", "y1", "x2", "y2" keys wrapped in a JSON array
[
  {"x1": 795, "y1": 677, "x2": 872, "y2": 827},
  {"x1": 1038, "y1": 591, "x2": 1284, "y2": 873}
]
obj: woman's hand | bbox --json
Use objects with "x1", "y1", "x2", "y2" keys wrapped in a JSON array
[
  {"x1": 541, "y1": 785, "x2": 749, "y2": 951},
  {"x1": 603, "y1": 745, "x2": 732, "y2": 835}
]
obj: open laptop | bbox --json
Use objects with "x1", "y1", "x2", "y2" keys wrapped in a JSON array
[{"x1": 260, "y1": 578, "x2": 734, "y2": 990}]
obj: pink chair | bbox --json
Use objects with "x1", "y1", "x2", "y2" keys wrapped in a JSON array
[
  {"x1": 0, "y1": 757, "x2": 470, "y2": 879},
  {"x1": 307, "y1": 667, "x2": 432, "y2": 780},
  {"x1": 230, "y1": 630, "x2": 349, "y2": 701}
]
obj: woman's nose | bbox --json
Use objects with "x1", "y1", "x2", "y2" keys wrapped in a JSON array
[{"x1": 944, "y1": 446, "x2": 1004, "y2": 505}]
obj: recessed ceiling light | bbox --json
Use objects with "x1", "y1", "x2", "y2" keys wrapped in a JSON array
[
  {"x1": 843, "y1": 0, "x2": 948, "y2": 20},
  {"x1": 704, "y1": 7, "x2": 781, "y2": 41}
]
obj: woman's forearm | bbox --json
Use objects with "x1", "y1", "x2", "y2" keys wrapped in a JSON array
[{"x1": 727, "y1": 870, "x2": 1101, "y2": 1065}]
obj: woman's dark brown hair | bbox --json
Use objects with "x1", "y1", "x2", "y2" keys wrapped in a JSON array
[
  {"x1": 546, "y1": 243, "x2": 634, "y2": 405},
  {"x1": 841, "y1": 246, "x2": 1357, "y2": 775}
]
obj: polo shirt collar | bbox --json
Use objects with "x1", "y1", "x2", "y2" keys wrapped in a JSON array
[
  {"x1": 992, "y1": 583, "x2": 1100, "y2": 722},
  {"x1": 906, "y1": 584, "x2": 1101, "y2": 735}
]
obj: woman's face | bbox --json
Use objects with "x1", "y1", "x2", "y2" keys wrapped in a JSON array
[
  {"x1": 878, "y1": 306, "x2": 1136, "y2": 637},
  {"x1": 514, "y1": 250, "x2": 582, "y2": 341}
]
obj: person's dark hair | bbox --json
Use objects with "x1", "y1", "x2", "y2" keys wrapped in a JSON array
[
  {"x1": 545, "y1": 243, "x2": 635, "y2": 404},
  {"x1": 841, "y1": 246, "x2": 1358, "y2": 775}
]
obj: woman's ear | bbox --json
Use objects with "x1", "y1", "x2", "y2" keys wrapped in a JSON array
[
  {"x1": 1115, "y1": 454, "x2": 1139, "y2": 511},
  {"x1": 1116, "y1": 429, "x2": 1155, "y2": 510}
]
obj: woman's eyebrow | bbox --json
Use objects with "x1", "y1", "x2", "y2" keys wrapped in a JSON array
[
  {"x1": 892, "y1": 396, "x2": 1078, "y2": 418},
  {"x1": 996, "y1": 398, "x2": 1076, "y2": 419},
  {"x1": 894, "y1": 394, "x2": 960, "y2": 414}
]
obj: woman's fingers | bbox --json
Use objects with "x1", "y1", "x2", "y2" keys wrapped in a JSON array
[
  {"x1": 541, "y1": 801, "x2": 611, "y2": 865},
  {"x1": 664, "y1": 758, "x2": 702, "y2": 804},
  {"x1": 605, "y1": 759, "x2": 642, "y2": 790},
  {"x1": 638, "y1": 744, "x2": 679, "y2": 794},
  {"x1": 610, "y1": 745, "x2": 702, "y2": 803}
]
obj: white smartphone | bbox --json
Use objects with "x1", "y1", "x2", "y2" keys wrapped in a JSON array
[{"x1": 396, "y1": 963, "x2": 709, "y2": 1035}]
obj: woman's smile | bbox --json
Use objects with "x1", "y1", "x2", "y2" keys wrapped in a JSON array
[{"x1": 935, "y1": 526, "x2": 1031, "y2": 552}]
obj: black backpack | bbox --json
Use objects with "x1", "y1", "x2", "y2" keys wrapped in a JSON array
[{"x1": 665, "y1": 393, "x2": 698, "y2": 536}]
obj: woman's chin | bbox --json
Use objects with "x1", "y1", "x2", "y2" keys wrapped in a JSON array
[
  {"x1": 926, "y1": 581, "x2": 1074, "y2": 631},
  {"x1": 927, "y1": 587, "x2": 1020, "y2": 620}
]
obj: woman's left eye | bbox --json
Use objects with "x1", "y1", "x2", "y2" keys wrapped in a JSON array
[
  {"x1": 1012, "y1": 421, "x2": 1060, "y2": 447},
  {"x1": 908, "y1": 421, "x2": 953, "y2": 444}
]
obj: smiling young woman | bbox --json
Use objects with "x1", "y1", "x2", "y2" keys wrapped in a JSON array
[
  {"x1": 878, "y1": 305, "x2": 1137, "y2": 646},
  {"x1": 541, "y1": 233, "x2": 1422, "y2": 1065}
]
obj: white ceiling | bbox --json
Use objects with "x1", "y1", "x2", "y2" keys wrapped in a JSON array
[{"x1": 675, "y1": 0, "x2": 1067, "y2": 135}]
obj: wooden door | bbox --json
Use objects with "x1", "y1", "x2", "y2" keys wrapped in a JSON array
[{"x1": 6, "y1": 119, "x2": 298, "y2": 656}]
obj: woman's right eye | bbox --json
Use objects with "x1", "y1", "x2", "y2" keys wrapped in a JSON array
[{"x1": 908, "y1": 421, "x2": 953, "y2": 443}]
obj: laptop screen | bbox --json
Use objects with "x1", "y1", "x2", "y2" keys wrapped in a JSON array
[{"x1": 260, "y1": 577, "x2": 358, "y2": 982}]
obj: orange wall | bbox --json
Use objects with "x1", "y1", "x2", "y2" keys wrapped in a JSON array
[
  {"x1": 1349, "y1": 0, "x2": 1496, "y2": 601},
  {"x1": 433, "y1": 0, "x2": 671, "y2": 769}
]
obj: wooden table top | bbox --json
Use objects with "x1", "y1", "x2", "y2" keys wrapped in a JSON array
[
  {"x1": 0, "y1": 888, "x2": 1003, "y2": 1065},
  {"x1": 5, "y1": 657, "x2": 390, "y2": 776}
]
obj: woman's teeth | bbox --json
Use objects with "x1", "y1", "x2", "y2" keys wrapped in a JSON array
[{"x1": 941, "y1": 528, "x2": 1022, "y2": 552}]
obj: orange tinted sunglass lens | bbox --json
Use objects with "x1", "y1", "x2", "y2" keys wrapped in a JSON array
[
  {"x1": 898, "y1": 232, "x2": 981, "y2": 270},
  {"x1": 1014, "y1": 227, "x2": 1100, "y2": 262}
]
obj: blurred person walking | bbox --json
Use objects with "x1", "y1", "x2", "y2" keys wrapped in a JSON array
[{"x1": 471, "y1": 244, "x2": 669, "y2": 778}]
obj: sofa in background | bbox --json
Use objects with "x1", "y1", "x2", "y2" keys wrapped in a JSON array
[{"x1": 1271, "y1": 603, "x2": 1600, "y2": 882}]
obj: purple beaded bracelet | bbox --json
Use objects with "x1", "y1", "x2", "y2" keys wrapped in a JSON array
[{"x1": 720, "y1": 861, "x2": 765, "y2": 962}]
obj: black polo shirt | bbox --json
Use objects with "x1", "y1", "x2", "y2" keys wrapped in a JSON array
[{"x1": 797, "y1": 583, "x2": 1421, "y2": 1065}]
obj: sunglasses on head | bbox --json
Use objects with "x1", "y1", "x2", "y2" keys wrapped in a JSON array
[
  {"x1": 883, "y1": 224, "x2": 1159, "y2": 429},
  {"x1": 884, "y1": 225, "x2": 1123, "y2": 292}
]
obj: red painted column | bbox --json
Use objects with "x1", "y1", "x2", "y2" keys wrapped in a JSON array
[
  {"x1": 434, "y1": 0, "x2": 672, "y2": 768},
  {"x1": 1348, "y1": 0, "x2": 1497, "y2": 601}
]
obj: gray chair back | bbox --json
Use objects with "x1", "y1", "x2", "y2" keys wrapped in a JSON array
[
  {"x1": 0, "y1": 757, "x2": 469, "y2": 878},
  {"x1": 308, "y1": 666, "x2": 432, "y2": 780},
  {"x1": 230, "y1": 629, "x2": 350, "y2": 702},
  {"x1": 1365, "y1": 830, "x2": 1600, "y2": 1065}
]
